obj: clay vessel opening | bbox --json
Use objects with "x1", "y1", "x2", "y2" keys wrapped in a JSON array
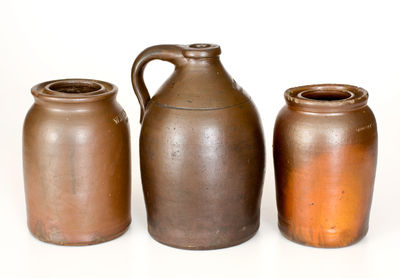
[
  {"x1": 32, "y1": 79, "x2": 116, "y2": 103},
  {"x1": 301, "y1": 90, "x2": 352, "y2": 101},
  {"x1": 189, "y1": 43, "x2": 212, "y2": 49},
  {"x1": 182, "y1": 43, "x2": 221, "y2": 58},
  {"x1": 49, "y1": 81, "x2": 102, "y2": 94},
  {"x1": 284, "y1": 84, "x2": 369, "y2": 113}
]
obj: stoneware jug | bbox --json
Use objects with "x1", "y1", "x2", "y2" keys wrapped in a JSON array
[
  {"x1": 23, "y1": 79, "x2": 131, "y2": 245},
  {"x1": 273, "y1": 84, "x2": 377, "y2": 248},
  {"x1": 131, "y1": 44, "x2": 265, "y2": 249}
]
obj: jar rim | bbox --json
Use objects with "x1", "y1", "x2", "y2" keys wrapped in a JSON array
[
  {"x1": 31, "y1": 79, "x2": 117, "y2": 103},
  {"x1": 284, "y1": 84, "x2": 369, "y2": 112}
]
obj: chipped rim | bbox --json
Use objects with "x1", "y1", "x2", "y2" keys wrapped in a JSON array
[{"x1": 284, "y1": 84, "x2": 369, "y2": 113}]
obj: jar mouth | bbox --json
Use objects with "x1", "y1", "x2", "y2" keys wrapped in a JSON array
[
  {"x1": 32, "y1": 79, "x2": 117, "y2": 103},
  {"x1": 182, "y1": 43, "x2": 221, "y2": 58},
  {"x1": 47, "y1": 80, "x2": 104, "y2": 95},
  {"x1": 285, "y1": 84, "x2": 368, "y2": 112}
]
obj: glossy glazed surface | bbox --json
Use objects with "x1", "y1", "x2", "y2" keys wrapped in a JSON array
[
  {"x1": 273, "y1": 84, "x2": 377, "y2": 248},
  {"x1": 23, "y1": 79, "x2": 131, "y2": 245},
  {"x1": 132, "y1": 44, "x2": 265, "y2": 249}
]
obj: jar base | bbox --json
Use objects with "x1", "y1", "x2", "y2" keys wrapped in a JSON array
[
  {"x1": 148, "y1": 223, "x2": 259, "y2": 250},
  {"x1": 28, "y1": 220, "x2": 131, "y2": 246},
  {"x1": 278, "y1": 220, "x2": 368, "y2": 248}
]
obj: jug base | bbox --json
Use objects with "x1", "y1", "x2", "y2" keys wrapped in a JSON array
[{"x1": 148, "y1": 223, "x2": 259, "y2": 250}]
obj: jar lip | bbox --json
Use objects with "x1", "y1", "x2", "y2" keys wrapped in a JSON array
[
  {"x1": 284, "y1": 84, "x2": 369, "y2": 112},
  {"x1": 31, "y1": 79, "x2": 117, "y2": 103}
]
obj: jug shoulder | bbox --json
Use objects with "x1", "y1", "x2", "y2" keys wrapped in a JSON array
[{"x1": 150, "y1": 62, "x2": 250, "y2": 110}]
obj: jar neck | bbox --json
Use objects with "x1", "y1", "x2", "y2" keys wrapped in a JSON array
[{"x1": 285, "y1": 84, "x2": 369, "y2": 113}]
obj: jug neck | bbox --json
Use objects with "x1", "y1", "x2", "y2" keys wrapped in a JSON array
[
  {"x1": 173, "y1": 44, "x2": 222, "y2": 68},
  {"x1": 179, "y1": 56, "x2": 222, "y2": 68},
  {"x1": 181, "y1": 43, "x2": 221, "y2": 58}
]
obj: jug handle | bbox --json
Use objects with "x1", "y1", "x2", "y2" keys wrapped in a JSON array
[{"x1": 131, "y1": 45, "x2": 185, "y2": 123}]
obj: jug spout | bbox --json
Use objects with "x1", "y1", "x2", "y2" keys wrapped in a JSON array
[{"x1": 181, "y1": 43, "x2": 221, "y2": 58}]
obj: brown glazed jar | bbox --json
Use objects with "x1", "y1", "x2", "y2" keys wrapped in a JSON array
[
  {"x1": 273, "y1": 84, "x2": 377, "y2": 248},
  {"x1": 131, "y1": 44, "x2": 265, "y2": 249},
  {"x1": 23, "y1": 79, "x2": 131, "y2": 245}
]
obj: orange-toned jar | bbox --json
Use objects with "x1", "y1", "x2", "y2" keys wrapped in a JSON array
[{"x1": 273, "y1": 84, "x2": 377, "y2": 248}]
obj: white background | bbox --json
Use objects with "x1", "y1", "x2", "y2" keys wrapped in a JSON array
[{"x1": 1, "y1": 0, "x2": 399, "y2": 277}]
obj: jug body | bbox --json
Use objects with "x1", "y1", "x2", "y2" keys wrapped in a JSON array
[
  {"x1": 23, "y1": 79, "x2": 131, "y2": 245},
  {"x1": 273, "y1": 84, "x2": 377, "y2": 248},
  {"x1": 132, "y1": 44, "x2": 265, "y2": 249}
]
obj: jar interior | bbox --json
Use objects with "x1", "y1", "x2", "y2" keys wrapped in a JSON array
[
  {"x1": 301, "y1": 90, "x2": 352, "y2": 101},
  {"x1": 48, "y1": 82, "x2": 102, "y2": 94}
]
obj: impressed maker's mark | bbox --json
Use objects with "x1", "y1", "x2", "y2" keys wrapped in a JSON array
[
  {"x1": 356, "y1": 123, "x2": 373, "y2": 132},
  {"x1": 113, "y1": 110, "x2": 128, "y2": 124}
]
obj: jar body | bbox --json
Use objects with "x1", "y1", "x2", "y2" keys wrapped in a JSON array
[
  {"x1": 140, "y1": 101, "x2": 264, "y2": 249},
  {"x1": 23, "y1": 80, "x2": 131, "y2": 245},
  {"x1": 273, "y1": 86, "x2": 377, "y2": 248}
]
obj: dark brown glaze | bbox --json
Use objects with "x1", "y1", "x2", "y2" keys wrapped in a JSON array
[
  {"x1": 273, "y1": 84, "x2": 377, "y2": 248},
  {"x1": 23, "y1": 79, "x2": 131, "y2": 245},
  {"x1": 131, "y1": 44, "x2": 265, "y2": 250}
]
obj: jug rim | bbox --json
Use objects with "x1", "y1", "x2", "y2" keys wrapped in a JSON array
[{"x1": 182, "y1": 43, "x2": 221, "y2": 58}]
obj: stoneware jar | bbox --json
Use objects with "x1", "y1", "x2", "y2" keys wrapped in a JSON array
[
  {"x1": 273, "y1": 84, "x2": 377, "y2": 248},
  {"x1": 23, "y1": 79, "x2": 131, "y2": 245},
  {"x1": 131, "y1": 44, "x2": 265, "y2": 249}
]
